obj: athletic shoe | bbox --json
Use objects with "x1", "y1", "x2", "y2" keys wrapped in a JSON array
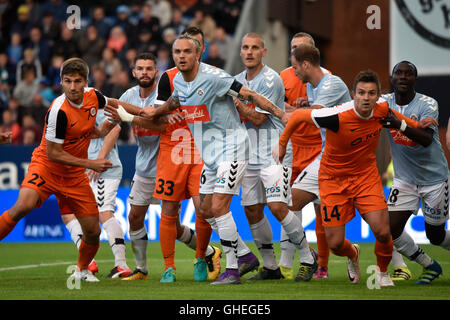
[
  {"x1": 88, "y1": 260, "x2": 98, "y2": 275},
  {"x1": 160, "y1": 267, "x2": 176, "y2": 283},
  {"x1": 347, "y1": 244, "x2": 360, "y2": 284},
  {"x1": 71, "y1": 269, "x2": 100, "y2": 282},
  {"x1": 121, "y1": 268, "x2": 148, "y2": 281},
  {"x1": 205, "y1": 246, "x2": 222, "y2": 281},
  {"x1": 211, "y1": 268, "x2": 241, "y2": 285},
  {"x1": 416, "y1": 260, "x2": 442, "y2": 285},
  {"x1": 377, "y1": 271, "x2": 395, "y2": 287},
  {"x1": 193, "y1": 258, "x2": 208, "y2": 282},
  {"x1": 313, "y1": 267, "x2": 329, "y2": 279},
  {"x1": 238, "y1": 252, "x2": 260, "y2": 276},
  {"x1": 279, "y1": 265, "x2": 294, "y2": 280},
  {"x1": 246, "y1": 267, "x2": 283, "y2": 281},
  {"x1": 391, "y1": 266, "x2": 412, "y2": 281},
  {"x1": 295, "y1": 259, "x2": 318, "y2": 282},
  {"x1": 107, "y1": 266, "x2": 132, "y2": 279}
]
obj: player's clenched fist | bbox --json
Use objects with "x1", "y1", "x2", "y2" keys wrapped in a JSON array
[{"x1": 89, "y1": 158, "x2": 113, "y2": 173}]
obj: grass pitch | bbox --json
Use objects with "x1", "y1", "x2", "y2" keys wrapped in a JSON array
[{"x1": 0, "y1": 241, "x2": 449, "y2": 301}]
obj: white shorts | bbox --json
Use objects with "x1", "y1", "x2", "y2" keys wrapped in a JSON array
[
  {"x1": 291, "y1": 156, "x2": 321, "y2": 204},
  {"x1": 128, "y1": 174, "x2": 160, "y2": 206},
  {"x1": 89, "y1": 178, "x2": 120, "y2": 212},
  {"x1": 199, "y1": 161, "x2": 248, "y2": 195},
  {"x1": 241, "y1": 165, "x2": 292, "y2": 206},
  {"x1": 388, "y1": 178, "x2": 449, "y2": 226}
]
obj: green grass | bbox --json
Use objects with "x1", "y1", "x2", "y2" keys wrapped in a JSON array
[{"x1": 0, "y1": 242, "x2": 449, "y2": 300}]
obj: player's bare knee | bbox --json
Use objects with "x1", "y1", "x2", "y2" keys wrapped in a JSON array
[{"x1": 374, "y1": 230, "x2": 391, "y2": 244}]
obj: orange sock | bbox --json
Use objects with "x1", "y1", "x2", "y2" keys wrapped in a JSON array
[
  {"x1": 331, "y1": 239, "x2": 357, "y2": 260},
  {"x1": 77, "y1": 239, "x2": 99, "y2": 271},
  {"x1": 0, "y1": 211, "x2": 17, "y2": 241},
  {"x1": 159, "y1": 213, "x2": 178, "y2": 270},
  {"x1": 375, "y1": 237, "x2": 393, "y2": 273},
  {"x1": 195, "y1": 213, "x2": 212, "y2": 259},
  {"x1": 315, "y1": 211, "x2": 329, "y2": 269}
]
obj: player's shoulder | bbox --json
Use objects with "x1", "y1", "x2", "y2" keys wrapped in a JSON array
[
  {"x1": 415, "y1": 92, "x2": 438, "y2": 108},
  {"x1": 280, "y1": 66, "x2": 293, "y2": 77},
  {"x1": 120, "y1": 85, "x2": 140, "y2": 100},
  {"x1": 199, "y1": 62, "x2": 230, "y2": 79},
  {"x1": 262, "y1": 65, "x2": 282, "y2": 81}
]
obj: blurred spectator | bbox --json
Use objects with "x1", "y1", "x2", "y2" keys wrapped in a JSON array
[
  {"x1": 41, "y1": 11, "x2": 60, "y2": 47},
  {"x1": 128, "y1": 4, "x2": 143, "y2": 26},
  {"x1": 138, "y1": 4, "x2": 162, "y2": 42},
  {"x1": 25, "y1": 26, "x2": 52, "y2": 71},
  {"x1": 204, "y1": 43, "x2": 224, "y2": 68},
  {"x1": 136, "y1": 28, "x2": 160, "y2": 56},
  {"x1": 110, "y1": 70, "x2": 130, "y2": 99},
  {"x1": 107, "y1": 26, "x2": 128, "y2": 58},
  {"x1": 25, "y1": 0, "x2": 41, "y2": 25},
  {"x1": 45, "y1": 55, "x2": 63, "y2": 94},
  {"x1": 162, "y1": 28, "x2": 176, "y2": 47},
  {"x1": 8, "y1": 33, "x2": 23, "y2": 66},
  {"x1": 188, "y1": 9, "x2": 216, "y2": 42},
  {"x1": 194, "y1": 0, "x2": 217, "y2": 18},
  {"x1": 122, "y1": 48, "x2": 138, "y2": 84},
  {"x1": 165, "y1": 8, "x2": 188, "y2": 35},
  {"x1": 156, "y1": 44, "x2": 174, "y2": 73},
  {"x1": 0, "y1": 51, "x2": 15, "y2": 87},
  {"x1": 175, "y1": 0, "x2": 198, "y2": 17},
  {"x1": 147, "y1": 0, "x2": 172, "y2": 28},
  {"x1": 37, "y1": 79, "x2": 56, "y2": 108},
  {"x1": 16, "y1": 48, "x2": 42, "y2": 83},
  {"x1": 39, "y1": 0, "x2": 68, "y2": 23},
  {"x1": 79, "y1": 24, "x2": 105, "y2": 70},
  {"x1": 114, "y1": 5, "x2": 137, "y2": 46},
  {"x1": 91, "y1": 6, "x2": 111, "y2": 40},
  {"x1": 212, "y1": 26, "x2": 232, "y2": 60},
  {"x1": 53, "y1": 23, "x2": 79, "y2": 59},
  {"x1": 218, "y1": 0, "x2": 243, "y2": 34},
  {"x1": 22, "y1": 128, "x2": 37, "y2": 145},
  {"x1": 19, "y1": 112, "x2": 42, "y2": 144},
  {"x1": 11, "y1": 5, "x2": 33, "y2": 43},
  {"x1": 1, "y1": 108, "x2": 21, "y2": 144},
  {"x1": 13, "y1": 67, "x2": 39, "y2": 108},
  {"x1": 91, "y1": 64, "x2": 113, "y2": 97},
  {"x1": 98, "y1": 47, "x2": 123, "y2": 81}
]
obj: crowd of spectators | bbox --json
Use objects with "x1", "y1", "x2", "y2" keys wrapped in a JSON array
[{"x1": 0, "y1": 0, "x2": 244, "y2": 145}]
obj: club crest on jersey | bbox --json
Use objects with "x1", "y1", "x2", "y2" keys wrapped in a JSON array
[
  {"x1": 197, "y1": 88, "x2": 204, "y2": 96},
  {"x1": 409, "y1": 113, "x2": 418, "y2": 121},
  {"x1": 90, "y1": 107, "x2": 96, "y2": 117}
]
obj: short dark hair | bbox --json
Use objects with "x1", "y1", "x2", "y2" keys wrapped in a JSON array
[
  {"x1": 292, "y1": 44, "x2": 320, "y2": 66},
  {"x1": 133, "y1": 52, "x2": 157, "y2": 66},
  {"x1": 292, "y1": 32, "x2": 315, "y2": 47},
  {"x1": 392, "y1": 60, "x2": 418, "y2": 78},
  {"x1": 60, "y1": 58, "x2": 89, "y2": 79},
  {"x1": 352, "y1": 70, "x2": 381, "y2": 93},
  {"x1": 182, "y1": 26, "x2": 204, "y2": 44}
]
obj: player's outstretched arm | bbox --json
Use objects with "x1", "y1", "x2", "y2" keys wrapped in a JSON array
[
  {"x1": 91, "y1": 118, "x2": 117, "y2": 139},
  {"x1": 0, "y1": 132, "x2": 12, "y2": 144},
  {"x1": 107, "y1": 98, "x2": 142, "y2": 116},
  {"x1": 278, "y1": 109, "x2": 315, "y2": 147},
  {"x1": 233, "y1": 98, "x2": 267, "y2": 127},
  {"x1": 238, "y1": 86, "x2": 288, "y2": 125},
  {"x1": 46, "y1": 140, "x2": 113, "y2": 172},
  {"x1": 139, "y1": 97, "x2": 181, "y2": 119},
  {"x1": 381, "y1": 109, "x2": 434, "y2": 147},
  {"x1": 446, "y1": 118, "x2": 450, "y2": 151}
]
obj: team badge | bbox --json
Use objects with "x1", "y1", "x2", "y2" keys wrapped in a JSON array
[
  {"x1": 197, "y1": 88, "x2": 204, "y2": 96},
  {"x1": 409, "y1": 113, "x2": 418, "y2": 121},
  {"x1": 90, "y1": 107, "x2": 97, "y2": 117}
]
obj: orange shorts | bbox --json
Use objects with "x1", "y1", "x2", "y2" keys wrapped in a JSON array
[
  {"x1": 153, "y1": 149, "x2": 203, "y2": 201},
  {"x1": 318, "y1": 172, "x2": 387, "y2": 227},
  {"x1": 21, "y1": 161, "x2": 99, "y2": 218},
  {"x1": 291, "y1": 144, "x2": 322, "y2": 183}
]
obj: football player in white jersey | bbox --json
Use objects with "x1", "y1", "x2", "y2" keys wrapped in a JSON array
[
  {"x1": 234, "y1": 33, "x2": 317, "y2": 281},
  {"x1": 383, "y1": 61, "x2": 449, "y2": 284}
]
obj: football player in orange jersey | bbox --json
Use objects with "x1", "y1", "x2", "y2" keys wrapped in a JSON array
[
  {"x1": 279, "y1": 32, "x2": 330, "y2": 280},
  {"x1": 0, "y1": 58, "x2": 116, "y2": 282},
  {"x1": 276, "y1": 69, "x2": 436, "y2": 286}
]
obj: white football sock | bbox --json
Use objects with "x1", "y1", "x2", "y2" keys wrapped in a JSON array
[
  {"x1": 391, "y1": 248, "x2": 407, "y2": 268},
  {"x1": 280, "y1": 210, "x2": 313, "y2": 265},
  {"x1": 102, "y1": 217, "x2": 128, "y2": 269},
  {"x1": 215, "y1": 212, "x2": 240, "y2": 269},
  {"x1": 206, "y1": 217, "x2": 218, "y2": 234},
  {"x1": 178, "y1": 225, "x2": 197, "y2": 250},
  {"x1": 129, "y1": 226, "x2": 148, "y2": 272},
  {"x1": 66, "y1": 219, "x2": 83, "y2": 249},
  {"x1": 279, "y1": 209, "x2": 301, "y2": 268},
  {"x1": 250, "y1": 215, "x2": 277, "y2": 270},
  {"x1": 393, "y1": 231, "x2": 433, "y2": 268}
]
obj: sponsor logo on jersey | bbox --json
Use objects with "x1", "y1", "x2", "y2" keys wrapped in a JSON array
[
  {"x1": 181, "y1": 104, "x2": 211, "y2": 123},
  {"x1": 389, "y1": 128, "x2": 419, "y2": 147}
]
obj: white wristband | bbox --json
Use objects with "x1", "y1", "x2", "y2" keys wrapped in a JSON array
[
  {"x1": 399, "y1": 119, "x2": 407, "y2": 132},
  {"x1": 117, "y1": 105, "x2": 134, "y2": 123}
]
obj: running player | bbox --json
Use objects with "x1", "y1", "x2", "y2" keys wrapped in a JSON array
[
  {"x1": 234, "y1": 33, "x2": 317, "y2": 281},
  {"x1": 279, "y1": 32, "x2": 330, "y2": 279},
  {"x1": 61, "y1": 109, "x2": 131, "y2": 278},
  {"x1": 0, "y1": 58, "x2": 115, "y2": 282},
  {"x1": 276, "y1": 70, "x2": 436, "y2": 286},
  {"x1": 384, "y1": 61, "x2": 448, "y2": 284}
]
